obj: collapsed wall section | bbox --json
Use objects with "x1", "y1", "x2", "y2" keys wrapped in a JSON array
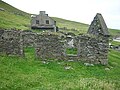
[{"x1": 22, "y1": 31, "x2": 36, "y2": 47}]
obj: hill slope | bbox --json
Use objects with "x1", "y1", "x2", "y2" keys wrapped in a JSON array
[
  {"x1": 0, "y1": 0, "x2": 30, "y2": 29},
  {"x1": 0, "y1": 0, "x2": 120, "y2": 35},
  {"x1": 52, "y1": 17, "x2": 89, "y2": 34}
]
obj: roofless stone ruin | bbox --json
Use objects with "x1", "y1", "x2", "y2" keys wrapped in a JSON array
[{"x1": 0, "y1": 13, "x2": 110, "y2": 65}]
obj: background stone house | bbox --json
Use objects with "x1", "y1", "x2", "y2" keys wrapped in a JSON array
[{"x1": 31, "y1": 11, "x2": 57, "y2": 31}]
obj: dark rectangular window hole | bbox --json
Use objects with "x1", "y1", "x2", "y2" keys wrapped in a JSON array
[
  {"x1": 36, "y1": 20, "x2": 39, "y2": 24},
  {"x1": 46, "y1": 20, "x2": 49, "y2": 24}
]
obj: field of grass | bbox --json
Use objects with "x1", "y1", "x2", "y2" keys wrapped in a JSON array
[
  {"x1": 0, "y1": 48, "x2": 120, "y2": 90},
  {"x1": 0, "y1": 11, "x2": 30, "y2": 30},
  {"x1": 0, "y1": 1, "x2": 30, "y2": 30}
]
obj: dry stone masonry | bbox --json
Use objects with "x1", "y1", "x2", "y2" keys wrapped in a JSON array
[
  {"x1": 0, "y1": 13, "x2": 110, "y2": 65},
  {"x1": 88, "y1": 13, "x2": 110, "y2": 37},
  {"x1": 22, "y1": 30, "x2": 36, "y2": 47},
  {"x1": 76, "y1": 34, "x2": 109, "y2": 65},
  {"x1": 35, "y1": 33, "x2": 65, "y2": 60},
  {"x1": 0, "y1": 30, "x2": 24, "y2": 56}
]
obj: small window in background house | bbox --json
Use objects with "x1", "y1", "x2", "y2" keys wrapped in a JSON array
[
  {"x1": 46, "y1": 20, "x2": 49, "y2": 24},
  {"x1": 36, "y1": 20, "x2": 39, "y2": 24}
]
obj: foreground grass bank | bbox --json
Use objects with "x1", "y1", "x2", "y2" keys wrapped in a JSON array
[{"x1": 0, "y1": 48, "x2": 120, "y2": 90}]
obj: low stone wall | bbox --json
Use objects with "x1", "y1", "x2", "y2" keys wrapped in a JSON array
[
  {"x1": 0, "y1": 29, "x2": 109, "y2": 65},
  {"x1": 76, "y1": 35, "x2": 109, "y2": 65},
  {"x1": 0, "y1": 29, "x2": 24, "y2": 56},
  {"x1": 35, "y1": 33, "x2": 65, "y2": 60}
]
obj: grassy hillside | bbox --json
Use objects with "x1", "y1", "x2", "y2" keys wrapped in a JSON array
[
  {"x1": 52, "y1": 17, "x2": 89, "y2": 34},
  {"x1": 0, "y1": 47, "x2": 120, "y2": 90},
  {"x1": 0, "y1": 0, "x2": 30, "y2": 30},
  {"x1": 109, "y1": 29, "x2": 120, "y2": 36},
  {"x1": 0, "y1": 0, "x2": 120, "y2": 35}
]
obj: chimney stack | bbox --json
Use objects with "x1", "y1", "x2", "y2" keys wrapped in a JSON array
[{"x1": 40, "y1": 11, "x2": 45, "y2": 15}]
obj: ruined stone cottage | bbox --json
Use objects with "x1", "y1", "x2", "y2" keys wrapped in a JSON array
[
  {"x1": 0, "y1": 13, "x2": 110, "y2": 65},
  {"x1": 31, "y1": 11, "x2": 57, "y2": 32}
]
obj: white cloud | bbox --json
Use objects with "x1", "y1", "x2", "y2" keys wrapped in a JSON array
[{"x1": 2, "y1": 0, "x2": 120, "y2": 29}]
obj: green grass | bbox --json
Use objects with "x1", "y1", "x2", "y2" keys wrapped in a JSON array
[
  {"x1": 52, "y1": 17, "x2": 89, "y2": 34},
  {"x1": 66, "y1": 48, "x2": 78, "y2": 55},
  {"x1": 109, "y1": 29, "x2": 120, "y2": 36},
  {"x1": 0, "y1": 0, "x2": 30, "y2": 30},
  {"x1": 111, "y1": 41, "x2": 120, "y2": 46},
  {"x1": 0, "y1": 48, "x2": 120, "y2": 90},
  {"x1": 1, "y1": 0, "x2": 120, "y2": 35},
  {"x1": 0, "y1": 11, "x2": 30, "y2": 30}
]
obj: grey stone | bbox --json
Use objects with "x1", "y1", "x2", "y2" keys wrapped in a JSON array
[
  {"x1": 105, "y1": 68, "x2": 110, "y2": 71},
  {"x1": 64, "y1": 66, "x2": 73, "y2": 70},
  {"x1": 41, "y1": 61, "x2": 49, "y2": 64},
  {"x1": 0, "y1": 29, "x2": 24, "y2": 56},
  {"x1": 0, "y1": 8, "x2": 5, "y2": 11},
  {"x1": 84, "y1": 63, "x2": 94, "y2": 66},
  {"x1": 88, "y1": 13, "x2": 110, "y2": 37}
]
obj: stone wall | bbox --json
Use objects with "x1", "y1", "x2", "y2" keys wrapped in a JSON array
[
  {"x1": 0, "y1": 29, "x2": 24, "y2": 56},
  {"x1": 22, "y1": 31, "x2": 36, "y2": 47},
  {"x1": 0, "y1": 29, "x2": 109, "y2": 65},
  {"x1": 35, "y1": 33, "x2": 65, "y2": 60},
  {"x1": 76, "y1": 35, "x2": 109, "y2": 65},
  {"x1": 34, "y1": 33, "x2": 109, "y2": 65}
]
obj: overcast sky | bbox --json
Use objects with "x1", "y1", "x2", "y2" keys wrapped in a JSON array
[{"x1": 2, "y1": 0, "x2": 120, "y2": 29}]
